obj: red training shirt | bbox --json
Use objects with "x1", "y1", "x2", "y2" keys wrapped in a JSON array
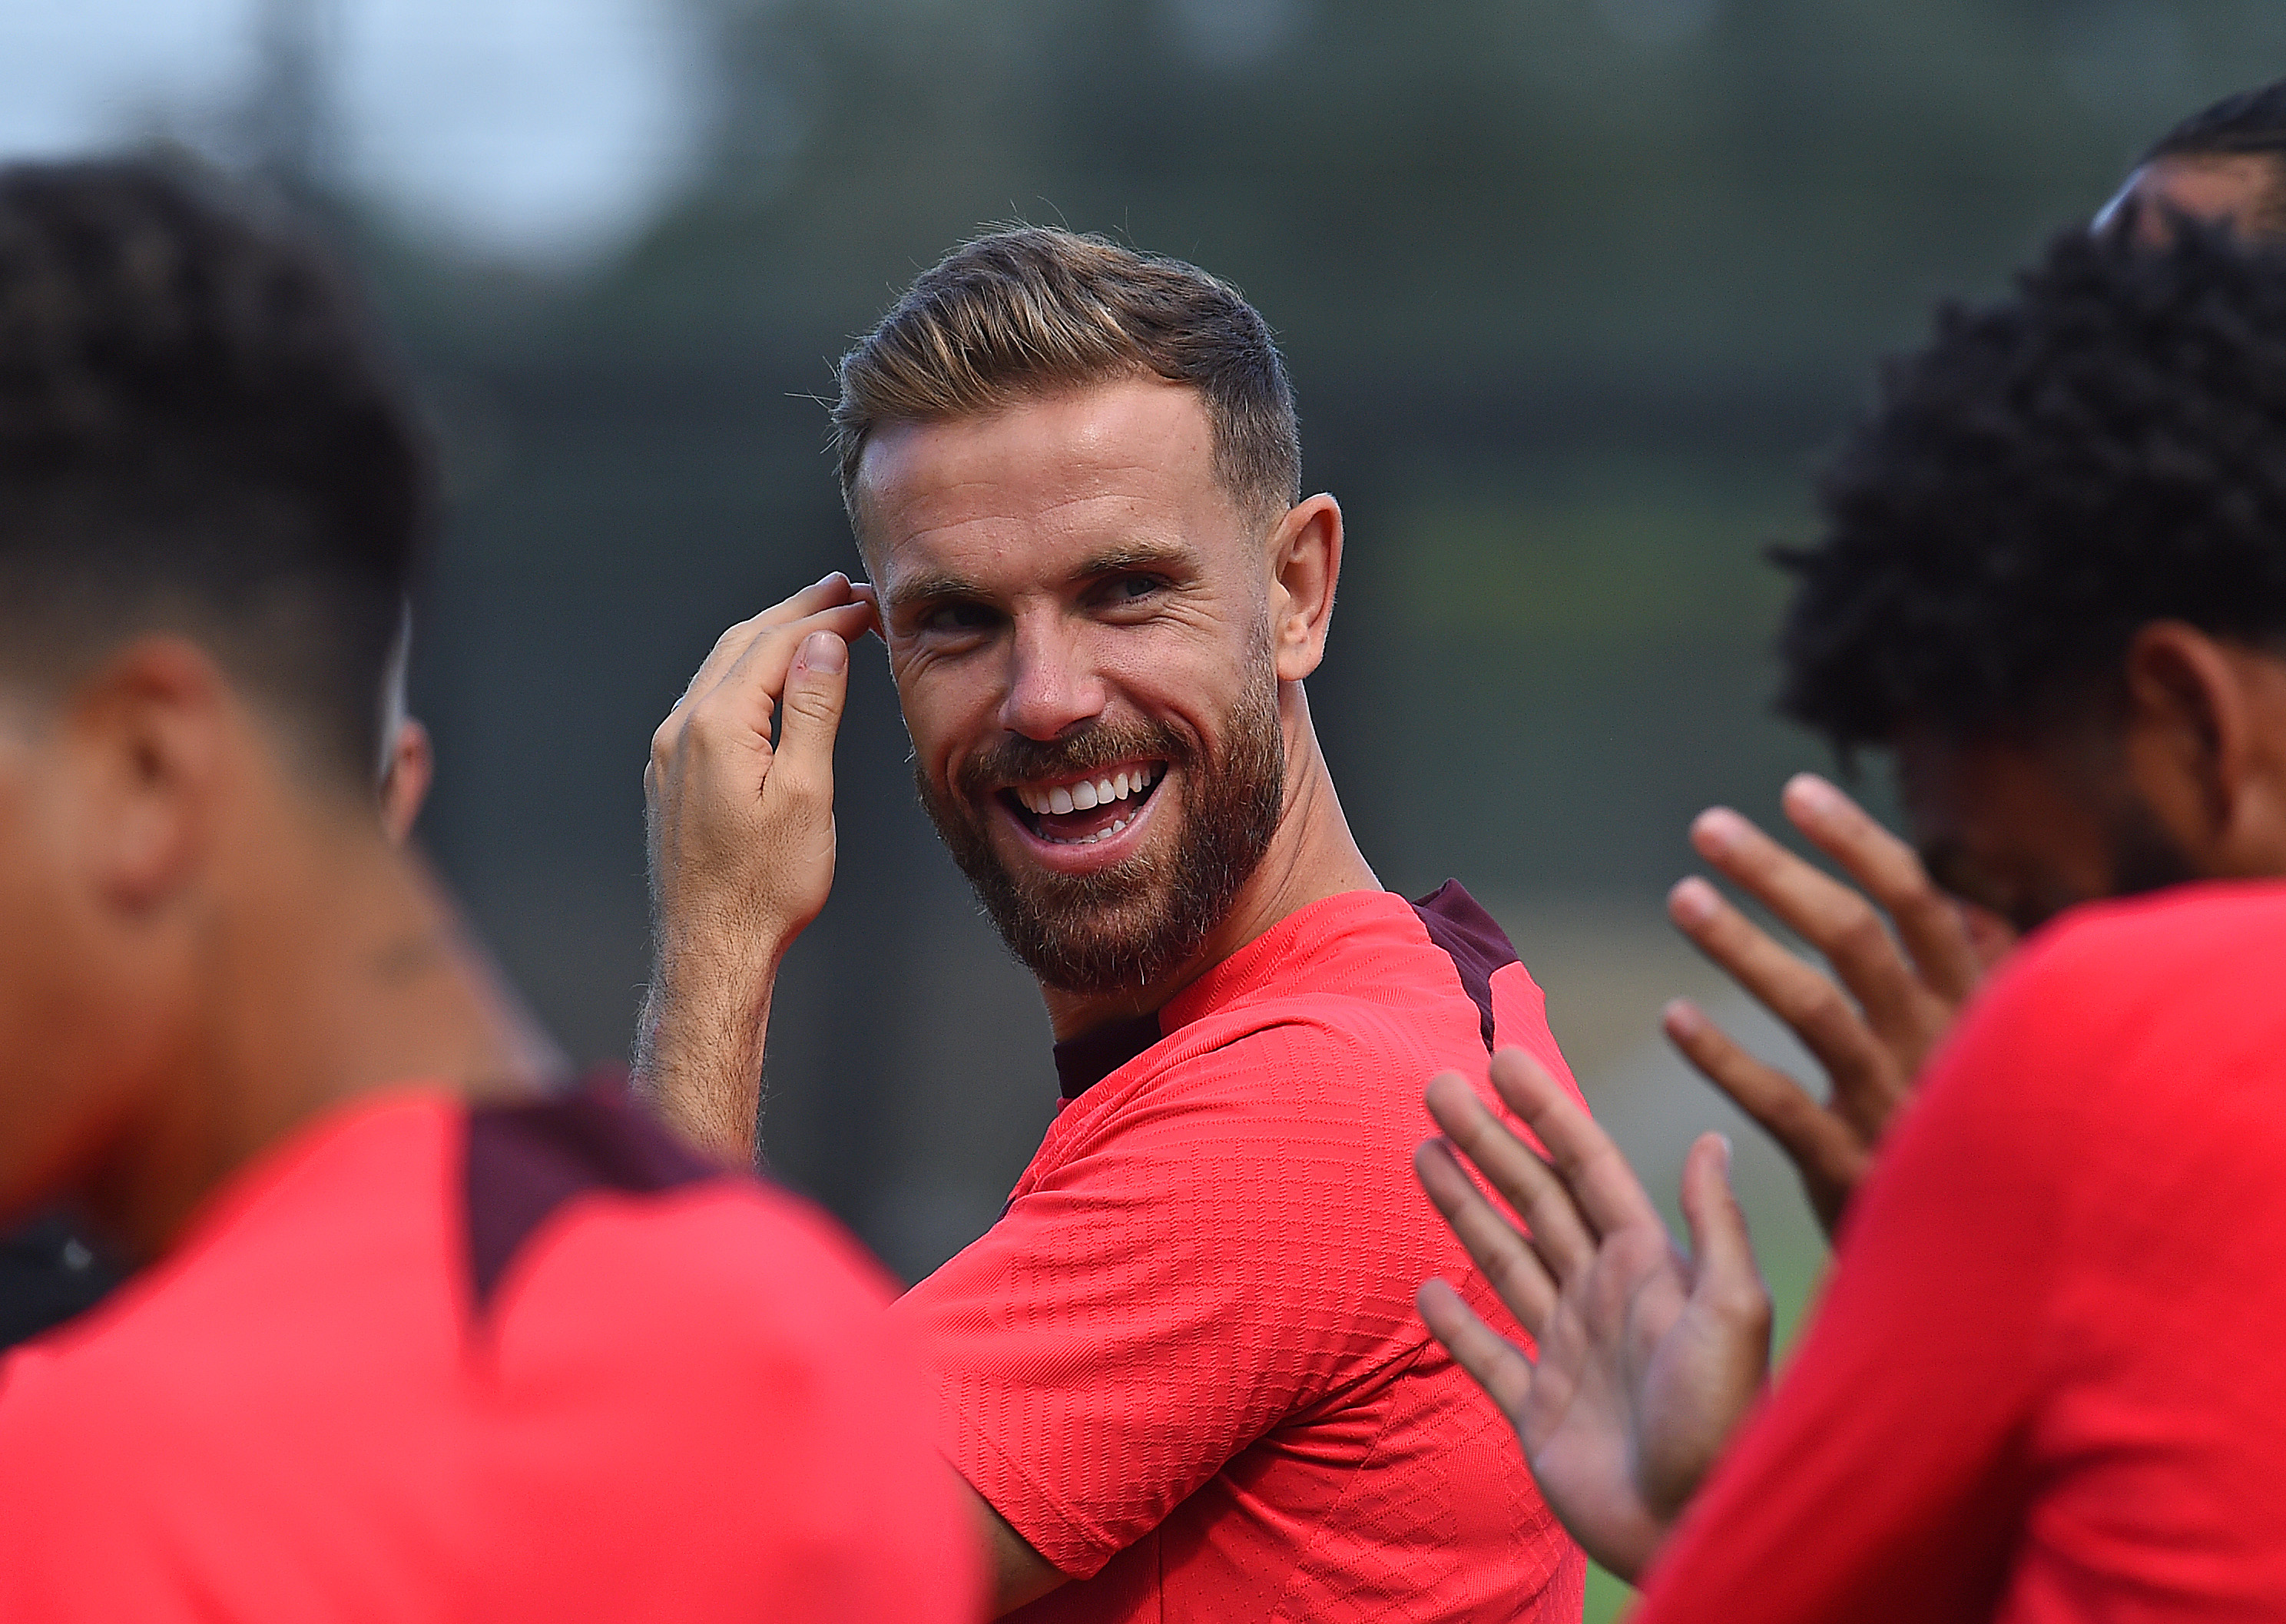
[
  {"x1": 896, "y1": 883, "x2": 1589, "y2": 1622},
  {"x1": 1635, "y1": 880, "x2": 2286, "y2": 1622},
  {"x1": 0, "y1": 1084, "x2": 980, "y2": 1622}
]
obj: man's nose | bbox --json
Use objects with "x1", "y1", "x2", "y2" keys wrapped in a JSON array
[{"x1": 999, "y1": 617, "x2": 1107, "y2": 741}]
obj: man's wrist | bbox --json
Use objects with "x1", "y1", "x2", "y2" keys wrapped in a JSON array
[
  {"x1": 634, "y1": 923, "x2": 789, "y2": 1163},
  {"x1": 651, "y1": 916, "x2": 788, "y2": 1010}
]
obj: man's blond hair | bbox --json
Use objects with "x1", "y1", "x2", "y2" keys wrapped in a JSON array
[{"x1": 831, "y1": 227, "x2": 1302, "y2": 536}]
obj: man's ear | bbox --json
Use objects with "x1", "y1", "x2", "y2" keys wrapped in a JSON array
[
  {"x1": 379, "y1": 716, "x2": 435, "y2": 846},
  {"x1": 2119, "y1": 621, "x2": 2278, "y2": 867},
  {"x1": 62, "y1": 636, "x2": 233, "y2": 913},
  {"x1": 1267, "y1": 494, "x2": 1342, "y2": 684}
]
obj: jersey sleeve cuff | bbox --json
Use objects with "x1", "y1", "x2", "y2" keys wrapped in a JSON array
[{"x1": 945, "y1": 1401, "x2": 1124, "y2": 1580}]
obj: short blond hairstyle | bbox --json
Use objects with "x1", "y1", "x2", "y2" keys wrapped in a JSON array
[{"x1": 831, "y1": 227, "x2": 1301, "y2": 534}]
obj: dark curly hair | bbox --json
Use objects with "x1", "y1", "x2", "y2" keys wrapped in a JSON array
[
  {"x1": 1775, "y1": 222, "x2": 2286, "y2": 752},
  {"x1": 0, "y1": 158, "x2": 429, "y2": 782}
]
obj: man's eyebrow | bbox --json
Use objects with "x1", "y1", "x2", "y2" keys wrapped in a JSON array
[
  {"x1": 883, "y1": 572, "x2": 988, "y2": 615},
  {"x1": 886, "y1": 543, "x2": 1198, "y2": 614},
  {"x1": 1074, "y1": 541, "x2": 1198, "y2": 579}
]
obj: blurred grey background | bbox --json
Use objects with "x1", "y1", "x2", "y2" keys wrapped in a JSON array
[{"x1": 9, "y1": 0, "x2": 2273, "y2": 1402}]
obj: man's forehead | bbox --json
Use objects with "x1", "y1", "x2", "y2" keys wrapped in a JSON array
[
  {"x1": 2100, "y1": 154, "x2": 2286, "y2": 238},
  {"x1": 860, "y1": 379, "x2": 1213, "y2": 504},
  {"x1": 857, "y1": 379, "x2": 1237, "y2": 592}
]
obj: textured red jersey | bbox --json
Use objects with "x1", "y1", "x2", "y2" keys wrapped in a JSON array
[
  {"x1": 897, "y1": 883, "x2": 1589, "y2": 1622},
  {"x1": 1635, "y1": 880, "x2": 2286, "y2": 1622},
  {"x1": 0, "y1": 1085, "x2": 980, "y2": 1622}
]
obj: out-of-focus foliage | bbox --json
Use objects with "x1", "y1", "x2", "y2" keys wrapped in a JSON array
[{"x1": 599, "y1": 0, "x2": 2274, "y2": 373}]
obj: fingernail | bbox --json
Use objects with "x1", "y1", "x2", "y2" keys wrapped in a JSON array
[
  {"x1": 1691, "y1": 807, "x2": 1744, "y2": 855},
  {"x1": 1661, "y1": 997, "x2": 1701, "y2": 1039},
  {"x1": 1786, "y1": 773, "x2": 1840, "y2": 821},
  {"x1": 813, "y1": 569, "x2": 844, "y2": 589},
  {"x1": 798, "y1": 631, "x2": 846, "y2": 674},
  {"x1": 1714, "y1": 1132, "x2": 1734, "y2": 1169},
  {"x1": 1668, "y1": 877, "x2": 1717, "y2": 924}
]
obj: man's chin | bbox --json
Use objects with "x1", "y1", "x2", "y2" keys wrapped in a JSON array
[{"x1": 983, "y1": 870, "x2": 1206, "y2": 995}]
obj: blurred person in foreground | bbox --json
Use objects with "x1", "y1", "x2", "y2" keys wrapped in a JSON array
[
  {"x1": 0, "y1": 607, "x2": 557, "y2": 1350},
  {"x1": 0, "y1": 159, "x2": 977, "y2": 1621},
  {"x1": 1421, "y1": 220, "x2": 2286, "y2": 1619},
  {"x1": 1657, "y1": 74, "x2": 2286, "y2": 1237},
  {"x1": 640, "y1": 228, "x2": 1588, "y2": 1619}
]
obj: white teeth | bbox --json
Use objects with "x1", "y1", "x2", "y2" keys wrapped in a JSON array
[
  {"x1": 1012, "y1": 763, "x2": 1161, "y2": 823},
  {"x1": 1039, "y1": 813, "x2": 1135, "y2": 847}
]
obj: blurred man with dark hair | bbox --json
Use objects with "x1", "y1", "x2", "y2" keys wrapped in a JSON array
[
  {"x1": 641, "y1": 227, "x2": 1589, "y2": 1620},
  {"x1": 1654, "y1": 74, "x2": 2286, "y2": 1239},
  {"x1": 0, "y1": 605, "x2": 546, "y2": 1352},
  {"x1": 0, "y1": 158, "x2": 976, "y2": 1621},
  {"x1": 1421, "y1": 221, "x2": 2286, "y2": 1619}
]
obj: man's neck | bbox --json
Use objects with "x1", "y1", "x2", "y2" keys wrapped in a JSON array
[
  {"x1": 78, "y1": 817, "x2": 541, "y2": 1262},
  {"x1": 1041, "y1": 694, "x2": 1378, "y2": 1040}
]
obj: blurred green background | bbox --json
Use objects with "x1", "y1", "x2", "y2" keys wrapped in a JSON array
[{"x1": 18, "y1": 2, "x2": 2282, "y2": 1614}]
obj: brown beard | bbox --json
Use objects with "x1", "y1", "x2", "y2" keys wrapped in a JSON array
[{"x1": 915, "y1": 658, "x2": 1286, "y2": 995}]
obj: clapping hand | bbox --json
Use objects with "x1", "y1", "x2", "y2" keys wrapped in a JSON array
[
  {"x1": 1661, "y1": 773, "x2": 2009, "y2": 1234},
  {"x1": 1414, "y1": 1050, "x2": 1772, "y2": 1582}
]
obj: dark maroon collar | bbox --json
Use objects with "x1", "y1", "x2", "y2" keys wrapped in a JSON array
[{"x1": 1052, "y1": 1010, "x2": 1165, "y2": 1101}]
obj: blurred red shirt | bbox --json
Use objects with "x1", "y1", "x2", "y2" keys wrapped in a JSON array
[
  {"x1": 898, "y1": 883, "x2": 1588, "y2": 1622},
  {"x1": 1635, "y1": 880, "x2": 2286, "y2": 1622},
  {"x1": 0, "y1": 1085, "x2": 979, "y2": 1622}
]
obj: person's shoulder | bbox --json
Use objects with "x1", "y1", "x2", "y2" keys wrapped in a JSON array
[
  {"x1": 1913, "y1": 880, "x2": 2286, "y2": 1152},
  {"x1": 1978, "y1": 879, "x2": 2286, "y2": 1037},
  {"x1": 1129, "y1": 1006, "x2": 1426, "y2": 1115},
  {"x1": 1149, "y1": 889, "x2": 1510, "y2": 1082},
  {"x1": 470, "y1": 1089, "x2": 896, "y2": 1343}
]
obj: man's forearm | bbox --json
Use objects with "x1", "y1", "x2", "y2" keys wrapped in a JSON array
[{"x1": 632, "y1": 933, "x2": 783, "y2": 1165}]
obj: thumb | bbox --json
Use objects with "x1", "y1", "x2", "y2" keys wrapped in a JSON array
[
  {"x1": 1678, "y1": 1133, "x2": 1763, "y2": 1312},
  {"x1": 770, "y1": 631, "x2": 850, "y2": 804}
]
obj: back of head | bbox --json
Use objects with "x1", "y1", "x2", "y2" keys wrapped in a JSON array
[
  {"x1": 830, "y1": 227, "x2": 1300, "y2": 537},
  {"x1": 0, "y1": 159, "x2": 429, "y2": 785},
  {"x1": 1776, "y1": 224, "x2": 2286, "y2": 753}
]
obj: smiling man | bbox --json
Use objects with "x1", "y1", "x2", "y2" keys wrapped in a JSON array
[{"x1": 641, "y1": 229, "x2": 1587, "y2": 1621}]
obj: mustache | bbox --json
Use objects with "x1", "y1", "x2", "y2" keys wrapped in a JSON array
[{"x1": 954, "y1": 721, "x2": 1194, "y2": 800}]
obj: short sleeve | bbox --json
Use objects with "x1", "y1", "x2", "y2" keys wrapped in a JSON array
[{"x1": 894, "y1": 1018, "x2": 1450, "y2": 1579}]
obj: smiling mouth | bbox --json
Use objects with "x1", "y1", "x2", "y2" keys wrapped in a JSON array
[{"x1": 999, "y1": 762, "x2": 1166, "y2": 847}]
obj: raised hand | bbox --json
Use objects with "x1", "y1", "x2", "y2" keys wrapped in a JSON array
[
  {"x1": 1662, "y1": 772, "x2": 2009, "y2": 1235},
  {"x1": 1414, "y1": 1051, "x2": 1771, "y2": 1583},
  {"x1": 635, "y1": 572, "x2": 879, "y2": 1162}
]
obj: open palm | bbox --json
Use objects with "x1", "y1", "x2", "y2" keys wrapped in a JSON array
[{"x1": 1415, "y1": 1051, "x2": 1772, "y2": 1581}]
